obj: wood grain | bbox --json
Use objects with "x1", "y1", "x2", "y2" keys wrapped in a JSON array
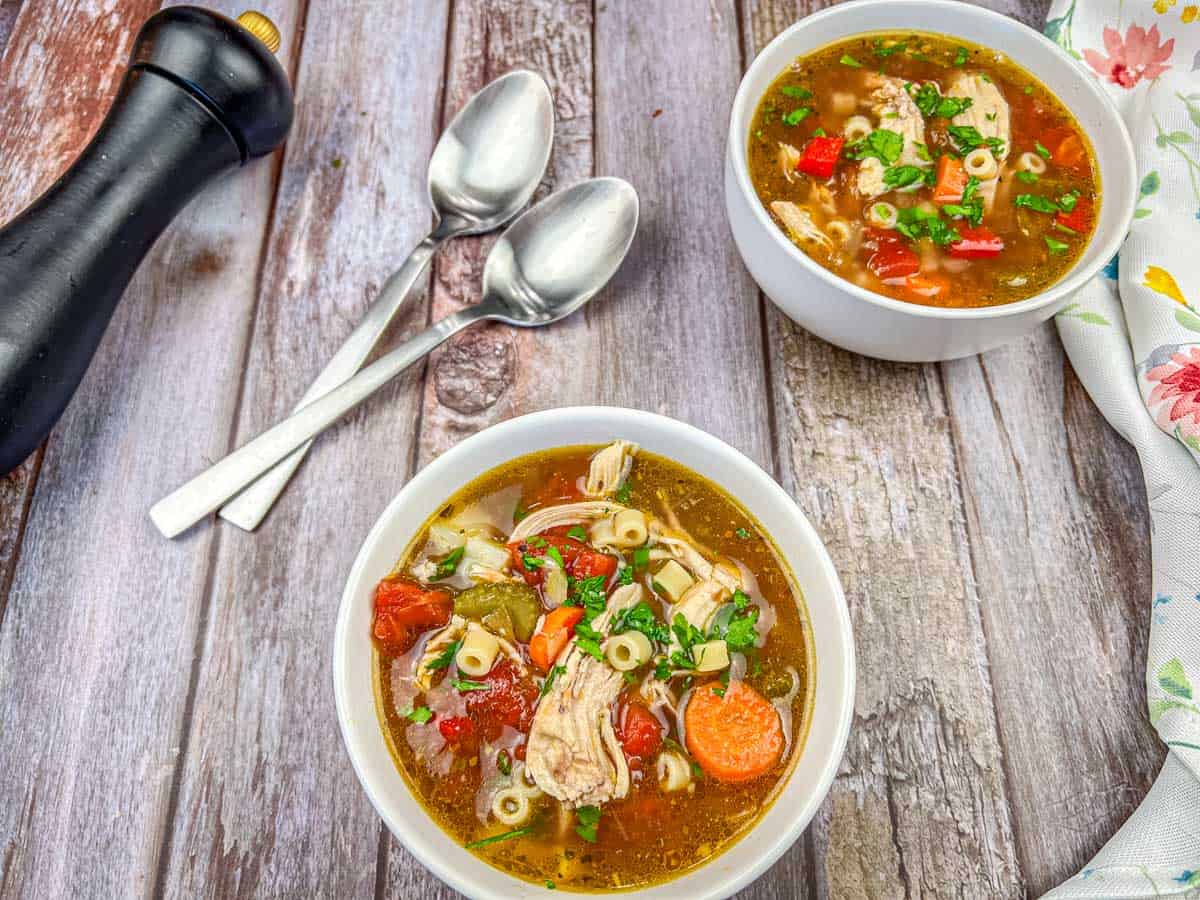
[
  {"x1": 0, "y1": 0, "x2": 296, "y2": 896},
  {"x1": 0, "y1": 1, "x2": 20, "y2": 55},
  {"x1": 155, "y1": 2, "x2": 452, "y2": 897}
]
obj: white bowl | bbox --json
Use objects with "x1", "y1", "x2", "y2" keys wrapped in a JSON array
[
  {"x1": 333, "y1": 407, "x2": 855, "y2": 899},
  {"x1": 725, "y1": 0, "x2": 1138, "y2": 362}
]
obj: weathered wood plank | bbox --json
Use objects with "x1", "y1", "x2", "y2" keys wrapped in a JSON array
[
  {"x1": 0, "y1": 1, "x2": 21, "y2": 56},
  {"x1": 740, "y1": 2, "x2": 1025, "y2": 897},
  {"x1": 0, "y1": 1, "x2": 297, "y2": 896},
  {"x1": 942, "y1": 333, "x2": 1161, "y2": 893},
  {"x1": 156, "y1": 2, "x2": 452, "y2": 897}
]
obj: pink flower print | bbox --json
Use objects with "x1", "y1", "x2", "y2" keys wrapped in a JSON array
[
  {"x1": 1083, "y1": 24, "x2": 1175, "y2": 88},
  {"x1": 1145, "y1": 347, "x2": 1200, "y2": 440}
]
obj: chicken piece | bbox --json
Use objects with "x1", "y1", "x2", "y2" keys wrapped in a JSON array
[
  {"x1": 945, "y1": 71, "x2": 1011, "y2": 160},
  {"x1": 415, "y1": 615, "x2": 468, "y2": 689},
  {"x1": 525, "y1": 584, "x2": 644, "y2": 806},
  {"x1": 510, "y1": 501, "x2": 628, "y2": 543},
  {"x1": 810, "y1": 182, "x2": 839, "y2": 217},
  {"x1": 778, "y1": 142, "x2": 801, "y2": 182},
  {"x1": 648, "y1": 519, "x2": 743, "y2": 594},
  {"x1": 769, "y1": 201, "x2": 834, "y2": 254},
  {"x1": 863, "y1": 73, "x2": 928, "y2": 167},
  {"x1": 409, "y1": 559, "x2": 438, "y2": 583},
  {"x1": 583, "y1": 440, "x2": 638, "y2": 498},
  {"x1": 856, "y1": 157, "x2": 888, "y2": 200},
  {"x1": 668, "y1": 579, "x2": 731, "y2": 654}
]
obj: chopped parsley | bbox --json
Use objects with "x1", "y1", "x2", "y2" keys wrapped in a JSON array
[
  {"x1": 707, "y1": 601, "x2": 760, "y2": 654},
  {"x1": 783, "y1": 107, "x2": 813, "y2": 126},
  {"x1": 690, "y1": 761, "x2": 704, "y2": 779},
  {"x1": 546, "y1": 881, "x2": 556, "y2": 891},
  {"x1": 873, "y1": 39, "x2": 908, "y2": 57},
  {"x1": 1044, "y1": 236, "x2": 1070, "y2": 254},
  {"x1": 947, "y1": 125, "x2": 1004, "y2": 156},
  {"x1": 513, "y1": 501, "x2": 528, "y2": 522},
  {"x1": 567, "y1": 574, "x2": 608, "y2": 622},
  {"x1": 541, "y1": 663, "x2": 567, "y2": 696},
  {"x1": 614, "y1": 481, "x2": 632, "y2": 504},
  {"x1": 405, "y1": 706, "x2": 433, "y2": 724},
  {"x1": 986, "y1": 112, "x2": 997, "y2": 122},
  {"x1": 847, "y1": 128, "x2": 904, "y2": 166},
  {"x1": 427, "y1": 640, "x2": 461, "y2": 672},
  {"x1": 632, "y1": 546, "x2": 650, "y2": 569},
  {"x1": 1014, "y1": 193, "x2": 1060, "y2": 214},
  {"x1": 497, "y1": 749, "x2": 512, "y2": 776},
  {"x1": 941, "y1": 176, "x2": 984, "y2": 226},
  {"x1": 575, "y1": 806, "x2": 602, "y2": 843},
  {"x1": 1016, "y1": 170, "x2": 1039, "y2": 184},
  {"x1": 610, "y1": 600, "x2": 671, "y2": 643},
  {"x1": 883, "y1": 164, "x2": 932, "y2": 190},
  {"x1": 435, "y1": 546, "x2": 465, "y2": 578},
  {"x1": 1059, "y1": 191, "x2": 1080, "y2": 212},
  {"x1": 566, "y1": 525, "x2": 588, "y2": 541},
  {"x1": 1035, "y1": 141, "x2": 1051, "y2": 159},
  {"x1": 465, "y1": 826, "x2": 534, "y2": 850},
  {"x1": 913, "y1": 142, "x2": 933, "y2": 162},
  {"x1": 521, "y1": 554, "x2": 545, "y2": 570},
  {"x1": 669, "y1": 613, "x2": 706, "y2": 670},
  {"x1": 839, "y1": 54, "x2": 863, "y2": 68},
  {"x1": 618, "y1": 567, "x2": 635, "y2": 586},
  {"x1": 953, "y1": 46, "x2": 969, "y2": 65},
  {"x1": 895, "y1": 207, "x2": 960, "y2": 246},
  {"x1": 574, "y1": 620, "x2": 606, "y2": 662},
  {"x1": 451, "y1": 677, "x2": 491, "y2": 693},
  {"x1": 734, "y1": 527, "x2": 752, "y2": 539},
  {"x1": 545, "y1": 544, "x2": 566, "y2": 570},
  {"x1": 654, "y1": 657, "x2": 672, "y2": 680},
  {"x1": 732, "y1": 589, "x2": 751, "y2": 611},
  {"x1": 779, "y1": 85, "x2": 812, "y2": 99},
  {"x1": 812, "y1": 127, "x2": 827, "y2": 137},
  {"x1": 911, "y1": 83, "x2": 973, "y2": 119}
]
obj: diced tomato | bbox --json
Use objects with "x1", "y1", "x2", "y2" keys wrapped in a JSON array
[
  {"x1": 1055, "y1": 197, "x2": 1092, "y2": 234},
  {"x1": 509, "y1": 533, "x2": 616, "y2": 585},
  {"x1": 572, "y1": 550, "x2": 617, "y2": 580},
  {"x1": 529, "y1": 605, "x2": 585, "y2": 671},
  {"x1": 948, "y1": 225, "x2": 1004, "y2": 259},
  {"x1": 903, "y1": 273, "x2": 952, "y2": 300},
  {"x1": 866, "y1": 236, "x2": 920, "y2": 283},
  {"x1": 932, "y1": 155, "x2": 969, "y2": 206},
  {"x1": 618, "y1": 702, "x2": 664, "y2": 760},
  {"x1": 1041, "y1": 126, "x2": 1089, "y2": 174},
  {"x1": 795, "y1": 135, "x2": 844, "y2": 179},
  {"x1": 465, "y1": 658, "x2": 539, "y2": 741},
  {"x1": 438, "y1": 716, "x2": 475, "y2": 745},
  {"x1": 372, "y1": 577, "x2": 452, "y2": 652}
]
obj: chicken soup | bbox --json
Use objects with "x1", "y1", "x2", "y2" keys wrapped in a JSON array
[
  {"x1": 372, "y1": 442, "x2": 813, "y2": 890},
  {"x1": 748, "y1": 32, "x2": 1100, "y2": 308}
]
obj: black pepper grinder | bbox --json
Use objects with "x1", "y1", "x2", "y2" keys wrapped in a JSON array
[{"x1": 0, "y1": 6, "x2": 293, "y2": 474}]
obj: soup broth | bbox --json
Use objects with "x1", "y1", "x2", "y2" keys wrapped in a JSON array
[
  {"x1": 373, "y1": 444, "x2": 813, "y2": 891},
  {"x1": 748, "y1": 32, "x2": 1100, "y2": 308}
]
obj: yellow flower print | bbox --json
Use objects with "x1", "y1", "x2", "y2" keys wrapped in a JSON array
[
  {"x1": 1154, "y1": 0, "x2": 1176, "y2": 14},
  {"x1": 1144, "y1": 266, "x2": 1188, "y2": 305},
  {"x1": 1183, "y1": 5, "x2": 1198, "y2": 22}
]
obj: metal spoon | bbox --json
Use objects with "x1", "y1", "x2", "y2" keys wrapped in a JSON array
[
  {"x1": 150, "y1": 177, "x2": 639, "y2": 539},
  {"x1": 217, "y1": 69, "x2": 554, "y2": 532}
]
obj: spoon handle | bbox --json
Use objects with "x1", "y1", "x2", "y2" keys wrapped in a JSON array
[
  {"x1": 151, "y1": 305, "x2": 487, "y2": 539},
  {"x1": 217, "y1": 231, "x2": 445, "y2": 532}
]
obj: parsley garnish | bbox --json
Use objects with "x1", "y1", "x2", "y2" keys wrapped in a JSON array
[
  {"x1": 654, "y1": 657, "x2": 672, "y2": 680},
  {"x1": 575, "y1": 806, "x2": 602, "y2": 843},
  {"x1": 895, "y1": 207, "x2": 960, "y2": 246},
  {"x1": 513, "y1": 501, "x2": 528, "y2": 522},
  {"x1": 574, "y1": 621, "x2": 606, "y2": 661},
  {"x1": 1035, "y1": 141, "x2": 1051, "y2": 159},
  {"x1": 783, "y1": 107, "x2": 813, "y2": 126},
  {"x1": 1044, "y1": 236, "x2": 1069, "y2": 254},
  {"x1": 839, "y1": 54, "x2": 863, "y2": 68},
  {"x1": 883, "y1": 165, "x2": 930, "y2": 190},
  {"x1": 566, "y1": 525, "x2": 588, "y2": 541},
  {"x1": 427, "y1": 640, "x2": 461, "y2": 672},
  {"x1": 466, "y1": 826, "x2": 534, "y2": 850},
  {"x1": 611, "y1": 600, "x2": 671, "y2": 643},
  {"x1": 545, "y1": 545, "x2": 566, "y2": 570},
  {"x1": 734, "y1": 527, "x2": 751, "y2": 539},
  {"x1": 1016, "y1": 170, "x2": 1038, "y2": 184},
  {"x1": 406, "y1": 706, "x2": 433, "y2": 724},
  {"x1": 947, "y1": 125, "x2": 1003, "y2": 156},
  {"x1": 618, "y1": 567, "x2": 634, "y2": 586},
  {"x1": 1014, "y1": 193, "x2": 1059, "y2": 214},
  {"x1": 812, "y1": 127, "x2": 827, "y2": 137},
  {"x1": 614, "y1": 481, "x2": 633, "y2": 504},
  {"x1": 732, "y1": 589, "x2": 750, "y2": 611},
  {"x1": 1024, "y1": 85, "x2": 1034, "y2": 95},
  {"x1": 1059, "y1": 191, "x2": 1080, "y2": 212},
  {"x1": 941, "y1": 176, "x2": 983, "y2": 226},
  {"x1": 497, "y1": 749, "x2": 512, "y2": 776},
  {"x1": 911, "y1": 84, "x2": 973, "y2": 119},
  {"x1": 779, "y1": 85, "x2": 812, "y2": 99},
  {"x1": 436, "y1": 546, "x2": 465, "y2": 578},
  {"x1": 522, "y1": 554, "x2": 545, "y2": 570},
  {"x1": 847, "y1": 129, "x2": 904, "y2": 166},
  {"x1": 953, "y1": 46, "x2": 969, "y2": 65},
  {"x1": 568, "y1": 574, "x2": 608, "y2": 622},
  {"x1": 541, "y1": 663, "x2": 566, "y2": 696},
  {"x1": 546, "y1": 881, "x2": 556, "y2": 891},
  {"x1": 873, "y1": 39, "x2": 907, "y2": 57},
  {"x1": 451, "y1": 677, "x2": 491, "y2": 693},
  {"x1": 913, "y1": 142, "x2": 932, "y2": 162},
  {"x1": 632, "y1": 546, "x2": 650, "y2": 568}
]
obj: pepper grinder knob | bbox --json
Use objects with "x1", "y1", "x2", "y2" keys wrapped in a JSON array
[{"x1": 0, "y1": 6, "x2": 295, "y2": 475}]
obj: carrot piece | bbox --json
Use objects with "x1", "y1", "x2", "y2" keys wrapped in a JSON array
[
  {"x1": 932, "y1": 155, "x2": 968, "y2": 206},
  {"x1": 684, "y1": 680, "x2": 784, "y2": 783},
  {"x1": 529, "y1": 605, "x2": 584, "y2": 671},
  {"x1": 1042, "y1": 126, "x2": 1089, "y2": 173}
]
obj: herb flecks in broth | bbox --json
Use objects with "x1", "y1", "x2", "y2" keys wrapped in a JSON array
[
  {"x1": 373, "y1": 443, "x2": 813, "y2": 891},
  {"x1": 748, "y1": 32, "x2": 1101, "y2": 308}
]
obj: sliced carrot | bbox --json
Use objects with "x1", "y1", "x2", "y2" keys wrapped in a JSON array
[
  {"x1": 932, "y1": 155, "x2": 968, "y2": 206},
  {"x1": 684, "y1": 680, "x2": 784, "y2": 783},
  {"x1": 1041, "y1": 126, "x2": 1089, "y2": 174},
  {"x1": 529, "y1": 605, "x2": 584, "y2": 671},
  {"x1": 903, "y1": 273, "x2": 952, "y2": 300}
]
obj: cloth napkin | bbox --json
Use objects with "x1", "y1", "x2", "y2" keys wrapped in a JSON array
[{"x1": 1041, "y1": 2, "x2": 1200, "y2": 897}]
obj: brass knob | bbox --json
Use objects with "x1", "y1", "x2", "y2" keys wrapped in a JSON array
[{"x1": 237, "y1": 10, "x2": 281, "y2": 53}]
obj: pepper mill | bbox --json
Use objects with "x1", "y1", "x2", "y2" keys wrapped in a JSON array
[{"x1": 0, "y1": 7, "x2": 293, "y2": 474}]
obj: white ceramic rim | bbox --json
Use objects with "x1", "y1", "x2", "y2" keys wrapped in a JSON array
[
  {"x1": 333, "y1": 406, "x2": 855, "y2": 899},
  {"x1": 727, "y1": 0, "x2": 1138, "y2": 320}
]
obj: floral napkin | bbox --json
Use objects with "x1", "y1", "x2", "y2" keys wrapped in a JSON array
[{"x1": 1042, "y1": 1, "x2": 1200, "y2": 897}]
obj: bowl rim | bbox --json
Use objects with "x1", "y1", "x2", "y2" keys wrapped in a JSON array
[
  {"x1": 726, "y1": 0, "x2": 1138, "y2": 321},
  {"x1": 332, "y1": 406, "x2": 856, "y2": 899}
]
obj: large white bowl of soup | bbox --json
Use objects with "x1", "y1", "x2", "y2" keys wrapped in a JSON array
[
  {"x1": 725, "y1": 0, "x2": 1137, "y2": 362},
  {"x1": 333, "y1": 407, "x2": 854, "y2": 899}
]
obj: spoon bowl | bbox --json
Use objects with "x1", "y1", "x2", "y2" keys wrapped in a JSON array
[
  {"x1": 429, "y1": 70, "x2": 554, "y2": 234},
  {"x1": 483, "y1": 177, "x2": 639, "y2": 326}
]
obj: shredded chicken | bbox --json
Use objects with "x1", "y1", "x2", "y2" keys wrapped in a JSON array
[
  {"x1": 668, "y1": 579, "x2": 730, "y2": 652},
  {"x1": 410, "y1": 559, "x2": 437, "y2": 583},
  {"x1": 866, "y1": 73, "x2": 928, "y2": 164},
  {"x1": 583, "y1": 440, "x2": 638, "y2": 498},
  {"x1": 467, "y1": 564, "x2": 517, "y2": 584},
  {"x1": 945, "y1": 71, "x2": 1011, "y2": 160},
  {"x1": 510, "y1": 501, "x2": 628, "y2": 543},
  {"x1": 778, "y1": 142, "x2": 801, "y2": 182},
  {"x1": 769, "y1": 201, "x2": 834, "y2": 254},
  {"x1": 648, "y1": 518, "x2": 742, "y2": 593},
  {"x1": 856, "y1": 157, "x2": 888, "y2": 200},
  {"x1": 415, "y1": 616, "x2": 468, "y2": 690},
  {"x1": 525, "y1": 584, "x2": 644, "y2": 807}
]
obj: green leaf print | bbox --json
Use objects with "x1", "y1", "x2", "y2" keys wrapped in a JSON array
[
  {"x1": 1140, "y1": 171, "x2": 1161, "y2": 197},
  {"x1": 1158, "y1": 658, "x2": 1193, "y2": 700},
  {"x1": 1134, "y1": 208, "x2": 1153, "y2": 219},
  {"x1": 1056, "y1": 304, "x2": 1111, "y2": 327},
  {"x1": 1150, "y1": 697, "x2": 1196, "y2": 724},
  {"x1": 1175, "y1": 308, "x2": 1200, "y2": 333}
]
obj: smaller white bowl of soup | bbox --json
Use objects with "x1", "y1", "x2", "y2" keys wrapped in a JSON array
[
  {"x1": 725, "y1": 0, "x2": 1137, "y2": 361},
  {"x1": 333, "y1": 407, "x2": 854, "y2": 899}
]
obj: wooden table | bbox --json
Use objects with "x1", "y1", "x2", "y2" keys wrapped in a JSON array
[{"x1": 0, "y1": 1, "x2": 1163, "y2": 897}]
